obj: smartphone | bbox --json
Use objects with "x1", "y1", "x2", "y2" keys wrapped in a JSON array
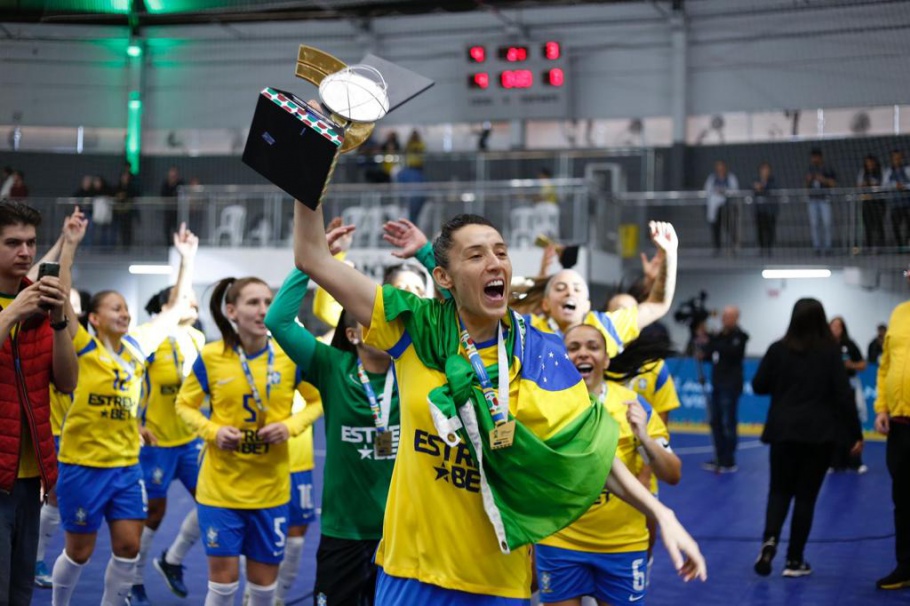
[{"x1": 38, "y1": 262, "x2": 60, "y2": 280}]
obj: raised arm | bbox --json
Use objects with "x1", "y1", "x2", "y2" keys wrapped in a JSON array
[
  {"x1": 636, "y1": 221, "x2": 678, "y2": 330},
  {"x1": 264, "y1": 268, "x2": 319, "y2": 371},
  {"x1": 294, "y1": 202, "x2": 376, "y2": 327}
]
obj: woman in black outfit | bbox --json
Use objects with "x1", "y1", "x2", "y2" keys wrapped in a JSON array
[
  {"x1": 829, "y1": 315, "x2": 868, "y2": 472},
  {"x1": 752, "y1": 298, "x2": 863, "y2": 578},
  {"x1": 857, "y1": 154, "x2": 886, "y2": 252}
]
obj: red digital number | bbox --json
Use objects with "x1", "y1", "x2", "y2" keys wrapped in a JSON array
[
  {"x1": 544, "y1": 41, "x2": 561, "y2": 60},
  {"x1": 468, "y1": 46, "x2": 486, "y2": 63},
  {"x1": 546, "y1": 68, "x2": 564, "y2": 87},
  {"x1": 505, "y1": 46, "x2": 528, "y2": 62},
  {"x1": 470, "y1": 72, "x2": 490, "y2": 90},
  {"x1": 500, "y1": 70, "x2": 533, "y2": 89}
]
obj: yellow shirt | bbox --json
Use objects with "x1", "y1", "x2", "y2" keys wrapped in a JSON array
[
  {"x1": 531, "y1": 307, "x2": 640, "y2": 359},
  {"x1": 876, "y1": 301, "x2": 910, "y2": 418},
  {"x1": 289, "y1": 386, "x2": 322, "y2": 473},
  {"x1": 142, "y1": 326, "x2": 205, "y2": 447},
  {"x1": 176, "y1": 340, "x2": 323, "y2": 509},
  {"x1": 49, "y1": 386, "x2": 73, "y2": 437},
  {"x1": 629, "y1": 360, "x2": 680, "y2": 415},
  {"x1": 540, "y1": 383, "x2": 669, "y2": 553},
  {"x1": 364, "y1": 286, "x2": 592, "y2": 599},
  {"x1": 59, "y1": 324, "x2": 159, "y2": 468}
]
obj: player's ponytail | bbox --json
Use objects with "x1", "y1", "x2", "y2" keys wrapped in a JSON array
[
  {"x1": 605, "y1": 334, "x2": 676, "y2": 383},
  {"x1": 210, "y1": 277, "x2": 239, "y2": 353}
]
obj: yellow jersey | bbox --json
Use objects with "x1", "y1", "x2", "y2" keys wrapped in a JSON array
[
  {"x1": 364, "y1": 286, "x2": 593, "y2": 599},
  {"x1": 141, "y1": 326, "x2": 205, "y2": 447},
  {"x1": 59, "y1": 323, "x2": 159, "y2": 468},
  {"x1": 176, "y1": 340, "x2": 322, "y2": 509},
  {"x1": 289, "y1": 386, "x2": 322, "y2": 473},
  {"x1": 876, "y1": 301, "x2": 910, "y2": 418},
  {"x1": 530, "y1": 307, "x2": 640, "y2": 359},
  {"x1": 540, "y1": 383, "x2": 669, "y2": 553},
  {"x1": 49, "y1": 386, "x2": 72, "y2": 437},
  {"x1": 628, "y1": 360, "x2": 680, "y2": 416}
]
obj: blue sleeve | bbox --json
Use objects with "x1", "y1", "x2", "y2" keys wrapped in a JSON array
[{"x1": 192, "y1": 354, "x2": 210, "y2": 395}]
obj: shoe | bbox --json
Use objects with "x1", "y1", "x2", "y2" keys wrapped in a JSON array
[
  {"x1": 876, "y1": 568, "x2": 910, "y2": 590},
  {"x1": 754, "y1": 538, "x2": 776, "y2": 577},
  {"x1": 34, "y1": 561, "x2": 52, "y2": 589},
  {"x1": 701, "y1": 461, "x2": 720, "y2": 472},
  {"x1": 719, "y1": 465, "x2": 739, "y2": 474},
  {"x1": 129, "y1": 584, "x2": 151, "y2": 606},
  {"x1": 782, "y1": 560, "x2": 812, "y2": 577},
  {"x1": 153, "y1": 550, "x2": 188, "y2": 598}
]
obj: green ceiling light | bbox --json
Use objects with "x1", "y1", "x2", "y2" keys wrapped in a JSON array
[
  {"x1": 126, "y1": 91, "x2": 143, "y2": 174},
  {"x1": 127, "y1": 44, "x2": 142, "y2": 57}
]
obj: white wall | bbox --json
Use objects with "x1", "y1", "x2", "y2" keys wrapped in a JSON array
[
  {"x1": 670, "y1": 269, "x2": 905, "y2": 357},
  {"x1": 2, "y1": 0, "x2": 908, "y2": 131}
]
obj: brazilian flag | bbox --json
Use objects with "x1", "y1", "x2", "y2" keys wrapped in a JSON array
[{"x1": 381, "y1": 286, "x2": 619, "y2": 552}]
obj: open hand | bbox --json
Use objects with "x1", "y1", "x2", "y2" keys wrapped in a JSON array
[
  {"x1": 649, "y1": 221, "x2": 678, "y2": 255},
  {"x1": 326, "y1": 217, "x2": 355, "y2": 255},
  {"x1": 383, "y1": 218, "x2": 428, "y2": 259}
]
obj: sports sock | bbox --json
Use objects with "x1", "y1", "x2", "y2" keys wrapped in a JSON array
[
  {"x1": 51, "y1": 550, "x2": 86, "y2": 606},
  {"x1": 101, "y1": 554, "x2": 138, "y2": 606},
  {"x1": 204, "y1": 580, "x2": 239, "y2": 606},
  {"x1": 36, "y1": 504, "x2": 60, "y2": 563},
  {"x1": 247, "y1": 581, "x2": 278, "y2": 606},
  {"x1": 134, "y1": 526, "x2": 156, "y2": 583},
  {"x1": 166, "y1": 507, "x2": 200, "y2": 566},
  {"x1": 275, "y1": 536, "x2": 305, "y2": 601}
]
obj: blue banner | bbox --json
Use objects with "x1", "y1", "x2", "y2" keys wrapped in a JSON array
[{"x1": 666, "y1": 358, "x2": 879, "y2": 431}]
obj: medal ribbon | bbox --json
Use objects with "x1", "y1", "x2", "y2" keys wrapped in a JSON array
[
  {"x1": 458, "y1": 319, "x2": 510, "y2": 424},
  {"x1": 237, "y1": 340, "x2": 274, "y2": 417},
  {"x1": 356, "y1": 359, "x2": 395, "y2": 433}
]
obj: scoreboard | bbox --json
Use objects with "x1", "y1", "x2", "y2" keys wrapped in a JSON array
[{"x1": 463, "y1": 40, "x2": 568, "y2": 121}]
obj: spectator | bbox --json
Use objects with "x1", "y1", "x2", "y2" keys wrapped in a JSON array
[
  {"x1": 398, "y1": 131, "x2": 428, "y2": 223},
  {"x1": 883, "y1": 150, "x2": 910, "y2": 249},
  {"x1": 379, "y1": 131, "x2": 401, "y2": 180},
  {"x1": 704, "y1": 160, "x2": 739, "y2": 255},
  {"x1": 700, "y1": 305, "x2": 749, "y2": 472},
  {"x1": 113, "y1": 167, "x2": 140, "y2": 247},
  {"x1": 869, "y1": 323, "x2": 886, "y2": 365},
  {"x1": 160, "y1": 166, "x2": 183, "y2": 244},
  {"x1": 536, "y1": 167, "x2": 559, "y2": 205},
  {"x1": 873, "y1": 270, "x2": 910, "y2": 591},
  {"x1": 9, "y1": 171, "x2": 28, "y2": 201},
  {"x1": 858, "y1": 154, "x2": 886, "y2": 253},
  {"x1": 805, "y1": 148, "x2": 837, "y2": 255},
  {"x1": 1, "y1": 167, "x2": 15, "y2": 199},
  {"x1": 752, "y1": 298, "x2": 862, "y2": 579},
  {"x1": 829, "y1": 316, "x2": 868, "y2": 473},
  {"x1": 404, "y1": 129, "x2": 425, "y2": 171},
  {"x1": 0, "y1": 202, "x2": 79, "y2": 606},
  {"x1": 753, "y1": 161, "x2": 778, "y2": 256},
  {"x1": 71, "y1": 175, "x2": 93, "y2": 200}
]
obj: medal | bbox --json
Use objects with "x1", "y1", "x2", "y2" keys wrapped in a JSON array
[
  {"x1": 374, "y1": 430, "x2": 394, "y2": 457},
  {"x1": 459, "y1": 319, "x2": 514, "y2": 449},
  {"x1": 238, "y1": 340, "x2": 274, "y2": 429}
]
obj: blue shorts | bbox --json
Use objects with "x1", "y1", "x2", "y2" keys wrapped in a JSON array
[
  {"x1": 57, "y1": 463, "x2": 148, "y2": 533},
  {"x1": 535, "y1": 545, "x2": 648, "y2": 604},
  {"x1": 198, "y1": 503, "x2": 289, "y2": 565},
  {"x1": 289, "y1": 470, "x2": 316, "y2": 527},
  {"x1": 376, "y1": 569, "x2": 530, "y2": 606},
  {"x1": 140, "y1": 440, "x2": 201, "y2": 499}
]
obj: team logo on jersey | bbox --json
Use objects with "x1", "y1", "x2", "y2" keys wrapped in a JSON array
[
  {"x1": 268, "y1": 371, "x2": 282, "y2": 385},
  {"x1": 206, "y1": 527, "x2": 219, "y2": 548},
  {"x1": 151, "y1": 467, "x2": 165, "y2": 485},
  {"x1": 414, "y1": 429, "x2": 481, "y2": 493},
  {"x1": 638, "y1": 378, "x2": 647, "y2": 391},
  {"x1": 74, "y1": 507, "x2": 88, "y2": 526},
  {"x1": 539, "y1": 571, "x2": 552, "y2": 593},
  {"x1": 316, "y1": 593, "x2": 327, "y2": 606}
]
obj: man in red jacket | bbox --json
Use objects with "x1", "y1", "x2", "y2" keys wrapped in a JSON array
[{"x1": 0, "y1": 201, "x2": 78, "y2": 606}]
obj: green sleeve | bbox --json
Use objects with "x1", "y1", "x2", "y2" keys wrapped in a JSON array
[
  {"x1": 265, "y1": 268, "x2": 317, "y2": 371},
  {"x1": 414, "y1": 241, "x2": 452, "y2": 300}
]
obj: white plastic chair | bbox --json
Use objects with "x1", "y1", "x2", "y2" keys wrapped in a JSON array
[
  {"x1": 509, "y1": 206, "x2": 536, "y2": 248},
  {"x1": 212, "y1": 205, "x2": 246, "y2": 246}
]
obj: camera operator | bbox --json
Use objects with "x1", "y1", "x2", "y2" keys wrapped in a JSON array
[{"x1": 698, "y1": 306, "x2": 749, "y2": 473}]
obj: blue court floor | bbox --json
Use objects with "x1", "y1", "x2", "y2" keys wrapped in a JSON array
[{"x1": 31, "y1": 423, "x2": 908, "y2": 605}]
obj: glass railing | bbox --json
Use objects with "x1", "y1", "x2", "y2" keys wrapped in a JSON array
[{"x1": 612, "y1": 187, "x2": 907, "y2": 262}]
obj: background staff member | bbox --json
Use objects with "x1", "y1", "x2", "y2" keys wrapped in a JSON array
[
  {"x1": 176, "y1": 276, "x2": 322, "y2": 606},
  {"x1": 0, "y1": 202, "x2": 78, "y2": 606},
  {"x1": 51, "y1": 225, "x2": 197, "y2": 606}
]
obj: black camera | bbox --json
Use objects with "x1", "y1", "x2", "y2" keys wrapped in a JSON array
[{"x1": 674, "y1": 291, "x2": 711, "y2": 334}]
